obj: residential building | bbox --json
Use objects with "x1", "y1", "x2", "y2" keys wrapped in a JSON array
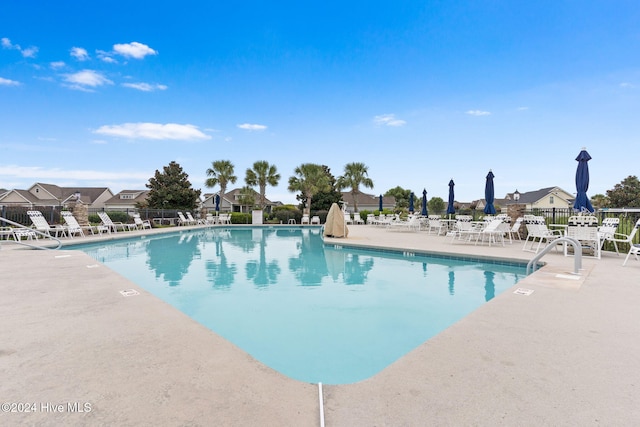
[
  {"x1": 103, "y1": 190, "x2": 150, "y2": 211},
  {"x1": 0, "y1": 183, "x2": 113, "y2": 208},
  {"x1": 340, "y1": 192, "x2": 395, "y2": 213}
]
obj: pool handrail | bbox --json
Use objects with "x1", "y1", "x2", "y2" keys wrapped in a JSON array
[
  {"x1": 526, "y1": 236, "x2": 581, "y2": 275},
  {"x1": 0, "y1": 216, "x2": 62, "y2": 250}
]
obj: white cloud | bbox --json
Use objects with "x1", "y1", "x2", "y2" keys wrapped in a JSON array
[
  {"x1": 50, "y1": 61, "x2": 66, "y2": 69},
  {"x1": 373, "y1": 114, "x2": 406, "y2": 127},
  {"x1": 121, "y1": 82, "x2": 168, "y2": 91},
  {"x1": 94, "y1": 122, "x2": 211, "y2": 141},
  {"x1": 113, "y1": 42, "x2": 157, "y2": 59},
  {"x1": 237, "y1": 123, "x2": 267, "y2": 131},
  {"x1": 466, "y1": 110, "x2": 491, "y2": 116},
  {"x1": 63, "y1": 69, "x2": 113, "y2": 91},
  {"x1": 96, "y1": 50, "x2": 117, "y2": 63},
  {"x1": 620, "y1": 82, "x2": 636, "y2": 89},
  {"x1": 0, "y1": 77, "x2": 20, "y2": 86},
  {"x1": 1, "y1": 37, "x2": 38, "y2": 58},
  {"x1": 70, "y1": 47, "x2": 89, "y2": 61}
]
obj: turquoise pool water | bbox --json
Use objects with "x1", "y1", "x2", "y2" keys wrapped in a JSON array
[{"x1": 75, "y1": 227, "x2": 527, "y2": 384}]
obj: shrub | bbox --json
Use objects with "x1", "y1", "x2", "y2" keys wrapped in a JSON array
[
  {"x1": 273, "y1": 208, "x2": 302, "y2": 224},
  {"x1": 230, "y1": 212, "x2": 252, "y2": 224},
  {"x1": 105, "y1": 211, "x2": 131, "y2": 224}
]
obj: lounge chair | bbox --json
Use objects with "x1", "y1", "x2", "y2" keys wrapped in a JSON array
[
  {"x1": 389, "y1": 215, "x2": 421, "y2": 232},
  {"x1": 506, "y1": 217, "x2": 523, "y2": 243},
  {"x1": 177, "y1": 212, "x2": 190, "y2": 226},
  {"x1": 133, "y1": 214, "x2": 152, "y2": 230},
  {"x1": 624, "y1": 244, "x2": 640, "y2": 266},
  {"x1": 301, "y1": 214, "x2": 310, "y2": 225},
  {"x1": 97, "y1": 211, "x2": 131, "y2": 233},
  {"x1": 353, "y1": 213, "x2": 365, "y2": 225},
  {"x1": 60, "y1": 211, "x2": 86, "y2": 238},
  {"x1": 218, "y1": 213, "x2": 231, "y2": 224},
  {"x1": 473, "y1": 219, "x2": 507, "y2": 246},
  {"x1": 565, "y1": 215, "x2": 601, "y2": 258},
  {"x1": 27, "y1": 210, "x2": 67, "y2": 238},
  {"x1": 311, "y1": 216, "x2": 321, "y2": 225},
  {"x1": 427, "y1": 216, "x2": 446, "y2": 235},
  {"x1": 344, "y1": 213, "x2": 353, "y2": 225}
]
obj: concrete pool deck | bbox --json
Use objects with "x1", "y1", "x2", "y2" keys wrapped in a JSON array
[{"x1": 1, "y1": 224, "x2": 639, "y2": 426}]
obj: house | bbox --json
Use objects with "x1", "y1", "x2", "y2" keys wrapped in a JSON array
[
  {"x1": 201, "y1": 188, "x2": 278, "y2": 213},
  {"x1": 103, "y1": 190, "x2": 150, "y2": 211},
  {"x1": 503, "y1": 187, "x2": 574, "y2": 210},
  {"x1": 0, "y1": 183, "x2": 113, "y2": 208},
  {"x1": 340, "y1": 192, "x2": 396, "y2": 213}
]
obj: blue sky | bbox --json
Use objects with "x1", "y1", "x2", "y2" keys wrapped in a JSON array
[{"x1": 1, "y1": 1, "x2": 639, "y2": 205}]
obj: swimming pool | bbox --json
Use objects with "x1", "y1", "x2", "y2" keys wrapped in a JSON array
[{"x1": 75, "y1": 227, "x2": 527, "y2": 384}]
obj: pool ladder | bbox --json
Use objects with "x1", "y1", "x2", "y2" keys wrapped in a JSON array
[{"x1": 0, "y1": 216, "x2": 62, "y2": 250}]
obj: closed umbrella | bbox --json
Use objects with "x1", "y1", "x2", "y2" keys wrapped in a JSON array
[
  {"x1": 483, "y1": 170, "x2": 496, "y2": 215},
  {"x1": 215, "y1": 194, "x2": 220, "y2": 212},
  {"x1": 573, "y1": 148, "x2": 594, "y2": 213},
  {"x1": 409, "y1": 192, "x2": 414, "y2": 213},
  {"x1": 379, "y1": 194, "x2": 383, "y2": 212},
  {"x1": 446, "y1": 179, "x2": 455, "y2": 216},
  {"x1": 421, "y1": 189, "x2": 428, "y2": 216}
]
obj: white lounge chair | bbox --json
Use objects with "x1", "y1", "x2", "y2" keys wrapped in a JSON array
[
  {"x1": 61, "y1": 211, "x2": 86, "y2": 238},
  {"x1": 27, "y1": 210, "x2": 67, "y2": 238},
  {"x1": 427, "y1": 217, "x2": 446, "y2": 235},
  {"x1": 219, "y1": 213, "x2": 231, "y2": 224},
  {"x1": 473, "y1": 219, "x2": 507, "y2": 246},
  {"x1": 506, "y1": 217, "x2": 523, "y2": 243},
  {"x1": 389, "y1": 215, "x2": 421, "y2": 232},
  {"x1": 97, "y1": 211, "x2": 131, "y2": 233},
  {"x1": 353, "y1": 213, "x2": 364, "y2": 225},
  {"x1": 185, "y1": 212, "x2": 202, "y2": 225},
  {"x1": 344, "y1": 213, "x2": 353, "y2": 225},
  {"x1": 177, "y1": 212, "x2": 190, "y2": 226},
  {"x1": 301, "y1": 214, "x2": 310, "y2": 225},
  {"x1": 311, "y1": 215, "x2": 321, "y2": 225},
  {"x1": 133, "y1": 214, "x2": 152, "y2": 230}
]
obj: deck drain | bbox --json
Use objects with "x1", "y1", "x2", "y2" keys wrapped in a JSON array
[
  {"x1": 119, "y1": 289, "x2": 140, "y2": 297},
  {"x1": 514, "y1": 288, "x2": 534, "y2": 296}
]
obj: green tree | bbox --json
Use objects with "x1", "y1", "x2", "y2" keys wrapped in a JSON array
[
  {"x1": 428, "y1": 196, "x2": 446, "y2": 214},
  {"x1": 336, "y1": 162, "x2": 374, "y2": 213},
  {"x1": 590, "y1": 193, "x2": 609, "y2": 209},
  {"x1": 237, "y1": 186, "x2": 256, "y2": 212},
  {"x1": 245, "y1": 160, "x2": 280, "y2": 210},
  {"x1": 146, "y1": 161, "x2": 201, "y2": 210},
  {"x1": 288, "y1": 163, "x2": 331, "y2": 216},
  {"x1": 606, "y1": 176, "x2": 640, "y2": 208},
  {"x1": 302, "y1": 165, "x2": 342, "y2": 211},
  {"x1": 205, "y1": 160, "x2": 237, "y2": 198},
  {"x1": 385, "y1": 186, "x2": 412, "y2": 209}
]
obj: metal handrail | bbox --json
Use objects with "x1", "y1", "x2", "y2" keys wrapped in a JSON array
[
  {"x1": 526, "y1": 236, "x2": 582, "y2": 275},
  {"x1": 0, "y1": 216, "x2": 62, "y2": 250}
]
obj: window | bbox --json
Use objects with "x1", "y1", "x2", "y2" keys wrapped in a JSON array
[
  {"x1": 549, "y1": 196, "x2": 554, "y2": 204},
  {"x1": 120, "y1": 194, "x2": 134, "y2": 200}
]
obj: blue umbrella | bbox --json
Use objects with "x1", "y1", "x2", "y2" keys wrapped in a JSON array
[
  {"x1": 421, "y1": 189, "x2": 428, "y2": 216},
  {"x1": 573, "y1": 148, "x2": 594, "y2": 213},
  {"x1": 409, "y1": 192, "x2": 414, "y2": 213},
  {"x1": 446, "y1": 179, "x2": 456, "y2": 215},
  {"x1": 215, "y1": 194, "x2": 220, "y2": 212},
  {"x1": 483, "y1": 170, "x2": 496, "y2": 215},
  {"x1": 378, "y1": 194, "x2": 383, "y2": 212}
]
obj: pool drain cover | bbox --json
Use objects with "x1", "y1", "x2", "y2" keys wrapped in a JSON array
[{"x1": 513, "y1": 288, "x2": 534, "y2": 296}]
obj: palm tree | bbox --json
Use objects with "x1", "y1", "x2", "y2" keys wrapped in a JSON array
[
  {"x1": 205, "y1": 160, "x2": 237, "y2": 200},
  {"x1": 336, "y1": 162, "x2": 374, "y2": 213},
  {"x1": 288, "y1": 163, "x2": 331, "y2": 216},
  {"x1": 245, "y1": 160, "x2": 280, "y2": 210}
]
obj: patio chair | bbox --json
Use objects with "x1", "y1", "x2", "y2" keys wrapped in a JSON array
[
  {"x1": 301, "y1": 214, "x2": 310, "y2": 225},
  {"x1": 597, "y1": 218, "x2": 620, "y2": 253},
  {"x1": 177, "y1": 212, "x2": 190, "y2": 226},
  {"x1": 608, "y1": 219, "x2": 640, "y2": 264},
  {"x1": 185, "y1": 212, "x2": 202, "y2": 225},
  {"x1": 353, "y1": 213, "x2": 365, "y2": 225},
  {"x1": 473, "y1": 218, "x2": 507, "y2": 246},
  {"x1": 624, "y1": 244, "x2": 640, "y2": 266},
  {"x1": 133, "y1": 214, "x2": 152, "y2": 230},
  {"x1": 506, "y1": 217, "x2": 523, "y2": 243},
  {"x1": 60, "y1": 211, "x2": 86, "y2": 238},
  {"x1": 219, "y1": 213, "x2": 231, "y2": 224},
  {"x1": 26, "y1": 210, "x2": 67, "y2": 238},
  {"x1": 97, "y1": 211, "x2": 131, "y2": 233},
  {"x1": 523, "y1": 216, "x2": 563, "y2": 253},
  {"x1": 311, "y1": 215, "x2": 321, "y2": 225},
  {"x1": 427, "y1": 217, "x2": 446, "y2": 235},
  {"x1": 344, "y1": 213, "x2": 353, "y2": 225}
]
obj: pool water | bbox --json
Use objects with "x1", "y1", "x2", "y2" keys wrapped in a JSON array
[{"x1": 76, "y1": 227, "x2": 527, "y2": 384}]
